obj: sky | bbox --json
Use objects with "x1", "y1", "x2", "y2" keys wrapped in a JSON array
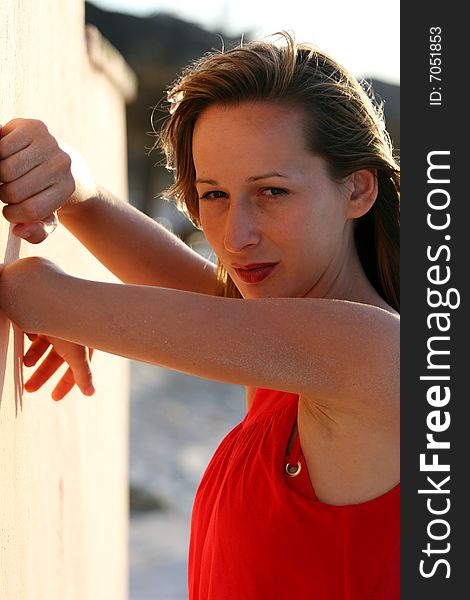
[{"x1": 90, "y1": 0, "x2": 400, "y2": 85}]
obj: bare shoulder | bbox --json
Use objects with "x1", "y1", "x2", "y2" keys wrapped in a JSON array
[
  {"x1": 298, "y1": 302, "x2": 399, "y2": 504},
  {"x1": 299, "y1": 300, "x2": 399, "y2": 414}
]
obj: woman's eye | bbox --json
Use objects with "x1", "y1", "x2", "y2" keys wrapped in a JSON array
[
  {"x1": 199, "y1": 190, "x2": 227, "y2": 200},
  {"x1": 261, "y1": 187, "x2": 288, "y2": 196}
]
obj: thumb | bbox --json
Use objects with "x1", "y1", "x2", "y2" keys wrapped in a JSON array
[{"x1": 12, "y1": 213, "x2": 59, "y2": 244}]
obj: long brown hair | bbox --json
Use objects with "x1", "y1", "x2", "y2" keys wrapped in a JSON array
[{"x1": 157, "y1": 33, "x2": 400, "y2": 311}]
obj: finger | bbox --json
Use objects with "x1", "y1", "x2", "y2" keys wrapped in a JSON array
[
  {"x1": 0, "y1": 118, "x2": 37, "y2": 159},
  {"x1": 24, "y1": 336, "x2": 52, "y2": 367},
  {"x1": 0, "y1": 162, "x2": 54, "y2": 207},
  {"x1": 64, "y1": 346, "x2": 95, "y2": 397},
  {"x1": 51, "y1": 367, "x2": 76, "y2": 401},
  {"x1": 0, "y1": 143, "x2": 44, "y2": 183},
  {"x1": 12, "y1": 222, "x2": 49, "y2": 244},
  {"x1": 24, "y1": 349, "x2": 64, "y2": 392},
  {"x1": 25, "y1": 333, "x2": 38, "y2": 341},
  {"x1": 53, "y1": 349, "x2": 95, "y2": 400},
  {"x1": 2, "y1": 176, "x2": 74, "y2": 223},
  {"x1": 12, "y1": 212, "x2": 58, "y2": 243}
]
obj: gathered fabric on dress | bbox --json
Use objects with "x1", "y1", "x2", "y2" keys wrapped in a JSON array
[{"x1": 188, "y1": 388, "x2": 399, "y2": 600}]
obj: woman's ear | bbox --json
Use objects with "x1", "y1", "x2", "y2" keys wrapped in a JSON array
[{"x1": 346, "y1": 169, "x2": 378, "y2": 219}]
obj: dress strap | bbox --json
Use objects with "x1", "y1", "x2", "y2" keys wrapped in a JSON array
[{"x1": 285, "y1": 425, "x2": 302, "y2": 477}]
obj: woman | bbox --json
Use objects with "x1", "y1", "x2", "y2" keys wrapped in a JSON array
[{"x1": 0, "y1": 34, "x2": 400, "y2": 598}]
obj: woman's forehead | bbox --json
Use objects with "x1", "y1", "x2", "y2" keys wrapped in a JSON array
[
  {"x1": 193, "y1": 101, "x2": 307, "y2": 135},
  {"x1": 192, "y1": 102, "x2": 312, "y2": 169}
]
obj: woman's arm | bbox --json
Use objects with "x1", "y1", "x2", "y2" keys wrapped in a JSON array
[
  {"x1": 0, "y1": 257, "x2": 399, "y2": 415},
  {"x1": 0, "y1": 118, "x2": 217, "y2": 294},
  {"x1": 57, "y1": 184, "x2": 217, "y2": 293}
]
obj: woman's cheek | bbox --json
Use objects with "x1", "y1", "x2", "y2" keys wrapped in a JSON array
[{"x1": 200, "y1": 214, "x2": 224, "y2": 252}]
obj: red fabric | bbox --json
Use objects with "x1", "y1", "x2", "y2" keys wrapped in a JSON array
[{"x1": 189, "y1": 388, "x2": 400, "y2": 599}]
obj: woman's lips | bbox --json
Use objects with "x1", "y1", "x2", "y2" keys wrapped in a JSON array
[{"x1": 232, "y1": 263, "x2": 278, "y2": 284}]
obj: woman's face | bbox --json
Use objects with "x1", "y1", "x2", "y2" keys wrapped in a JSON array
[{"x1": 193, "y1": 102, "x2": 356, "y2": 300}]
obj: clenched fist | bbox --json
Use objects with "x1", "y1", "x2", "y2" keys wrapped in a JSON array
[{"x1": 0, "y1": 118, "x2": 76, "y2": 243}]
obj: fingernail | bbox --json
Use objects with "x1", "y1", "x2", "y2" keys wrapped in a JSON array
[{"x1": 84, "y1": 384, "x2": 95, "y2": 396}]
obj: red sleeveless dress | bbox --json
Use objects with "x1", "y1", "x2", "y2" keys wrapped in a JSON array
[{"x1": 188, "y1": 388, "x2": 400, "y2": 599}]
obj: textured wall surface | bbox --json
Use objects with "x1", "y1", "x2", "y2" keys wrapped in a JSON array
[{"x1": 0, "y1": 2, "x2": 135, "y2": 598}]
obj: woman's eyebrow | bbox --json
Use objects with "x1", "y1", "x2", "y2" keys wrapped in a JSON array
[
  {"x1": 195, "y1": 172, "x2": 289, "y2": 185},
  {"x1": 247, "y1": 172, "x2": 289, "y2": 182},
  {"x1": 195, "y1": 178, "x2": 219, "y2": 185}
]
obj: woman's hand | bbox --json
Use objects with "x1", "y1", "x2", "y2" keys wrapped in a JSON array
[
  {"x1": 0, "y1": 259, "x2": 95, "y2": 400},
  {"x1": 24, "y1": 333, "x2": 95, "y2": 401},
  {"x1": 0, "y1": 119, "x2": 78, "y2": 244}
]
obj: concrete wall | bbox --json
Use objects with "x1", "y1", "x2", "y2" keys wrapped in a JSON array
[{"x1": 0, "y1": 2, "x2": 136, "y2": 598}]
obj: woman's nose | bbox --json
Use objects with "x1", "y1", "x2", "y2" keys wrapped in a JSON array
[{"x1": 223, "y1": 201, "x2": 261, "y2": 253}]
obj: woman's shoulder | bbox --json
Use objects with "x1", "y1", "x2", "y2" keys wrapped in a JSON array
[
  {"x1": 305, "y1": 296, "x2": 399, "y2": 390},
  {"x1": 296, "y1": 297, "x2": 399, "y2": 503}
]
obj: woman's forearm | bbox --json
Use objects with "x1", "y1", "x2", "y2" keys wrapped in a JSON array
[
  {"x1": 1, "y1": 257, "x2": 273, "y2": 387},
  {"x1": 58, "y1": 186, "x2": 217, "y2": 294},
  {"x1": 2, "y1": 257, "x2": 271, "y2": 386}
]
